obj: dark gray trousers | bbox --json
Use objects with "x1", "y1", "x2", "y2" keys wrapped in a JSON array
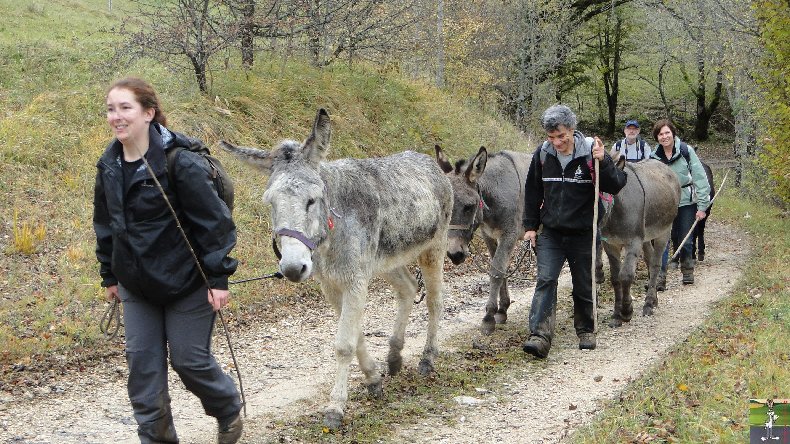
[
  {"x1": 119, "y1": 284, "x2": 241, "y2": 444},
  {"x1": 528, "y1": 227, "x2": 595, "y2": 345}
]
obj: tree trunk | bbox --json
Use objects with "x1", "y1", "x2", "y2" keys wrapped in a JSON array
[
  {"x1": 191, "y1": 57, "x2": 208, "y2": 93},
  {"x1": 307, "y1": 0, "x2": 322, "y2": 67},
  {"x1": 240, "y1": 0, "x2": 255, "y2": 68},
  {"x1": 693, "y1": 65, "x2": 723, "y2": 141},
  {"x1": 436, "y1": 0, "x2": 444, "y2": 88}
]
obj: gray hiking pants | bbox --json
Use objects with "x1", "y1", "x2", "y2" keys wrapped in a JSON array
[{"x1": 119, "y1": 284, "x2": 241, "y2": 444}]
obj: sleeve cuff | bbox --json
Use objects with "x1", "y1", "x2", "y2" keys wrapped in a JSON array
[{"x1": 208, "y1": 275, "x2": 229, "y2": 290}]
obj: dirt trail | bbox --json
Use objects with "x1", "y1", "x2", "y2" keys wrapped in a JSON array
[{"x1": 0, "y1": 220, "x2": 747, "y2": 444}]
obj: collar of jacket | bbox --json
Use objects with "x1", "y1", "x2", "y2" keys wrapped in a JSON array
[
  {"x1": 650, "y1": 136, "x2": 682, "y2": 162},
  {"x1": 99, "y1": 123, "x2": 173, "y2": 178}
]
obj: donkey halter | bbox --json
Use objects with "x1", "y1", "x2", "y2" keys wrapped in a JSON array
[
  {"x1": 271, "y1": 187, "x2": 339, "y2": 259},
  {"x1": 448, "y1": 184, "x2": 485, "y2": 234}
]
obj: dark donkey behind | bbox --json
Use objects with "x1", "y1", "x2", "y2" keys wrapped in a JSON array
[
  {"x1": 692, "y1": 161, "x2": 715, "y2": 261},
  {"x1": 599, "y1": 153, "x2": 680, "y2": 327},
  {"x1": 221, "y1": 109, "x2": 453, "y2": 429},
  {"x1": 435, "y1": 145, "x2": 530, "y2": 335}
]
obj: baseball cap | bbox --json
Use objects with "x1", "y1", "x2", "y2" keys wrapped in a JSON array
[{"x1": 625, "y1": 119, "x2": 640, "y2": 128}]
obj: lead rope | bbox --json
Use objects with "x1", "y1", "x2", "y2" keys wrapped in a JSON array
[
  {"x1": 131, "y1": 142, "x2": 248, "y2": 417},
  {"x1": 100, "y1": 299, "x2": 121, "y2": 340}
]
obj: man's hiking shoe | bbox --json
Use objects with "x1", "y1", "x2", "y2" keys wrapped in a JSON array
[
  {"x1": 522, "y1": 336, "x2": 550, "y2": 359},
  {"x1": 578, "y1": 333, "x2": 597, "y2": 350},
  {"x1": 682, "y1": 269, "x2": 695, "y2": 285},
  {"x1": 218, "y1": 414, "x2": 243, "y2": 444}
]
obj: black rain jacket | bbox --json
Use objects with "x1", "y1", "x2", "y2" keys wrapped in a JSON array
[
  {"x1": 523, "y1": 131, "x2": 627, "y2": 234},
  {"x1": 93, "y1": 123, "x2": 237, "y2": 305}
]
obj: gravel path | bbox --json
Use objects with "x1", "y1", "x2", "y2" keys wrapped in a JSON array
[{"x1": 0, "y1": 220, "x2": 747, "y2": 443}]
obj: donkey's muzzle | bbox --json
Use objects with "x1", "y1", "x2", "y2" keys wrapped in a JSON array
[
  {"x1": 280, "y1": 262, "x2": 310, "y2": 282},
  {"x1": 447, "y1": 251, "x2": 467, "y2": 265}
]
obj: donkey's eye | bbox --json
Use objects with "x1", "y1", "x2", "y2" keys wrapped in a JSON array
[
  {"x1": 463, "y1": 204, "x2": 475, "y2": 214},
  {"x1": 306, "y1": 198, "x2": 316, "y2": 210}
]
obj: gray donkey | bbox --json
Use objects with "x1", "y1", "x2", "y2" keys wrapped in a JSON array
[
  {"x1": 435, "y1": 145, "x2": 530, "y2": 335},
  {"x1": 220, "y1": 109, "x2": 452, "y2": 429},
  {"x1": 599, "y1": 153, "x2": 680, "y2": 327}
]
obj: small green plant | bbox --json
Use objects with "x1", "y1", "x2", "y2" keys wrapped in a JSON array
[{"x1": 11, "y1": 208, "x2": 46, "y2": 255}]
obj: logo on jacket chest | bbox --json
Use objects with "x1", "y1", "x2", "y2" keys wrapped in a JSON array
[{"x1": 573, "y1": 165, "x2": 584, "y2": 180}]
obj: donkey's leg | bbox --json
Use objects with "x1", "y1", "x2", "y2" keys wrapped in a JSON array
[
  {"x1": 697, "y1": 217, "x2": 707, "y2": 261},
  {"x1": 355, "y1": 330, "x2": 382, "y2": 397},
  {"x1": 322, "y1": 280, "x2": 368, "y2": 430},
  {"x1": 491, "y1": 234, "x2": 519, "y2": 326},
  {"x1": 643, "y1": 230, "x2": 670, "y2": 316},
  {"x1": 595, "y1": 237, "x2": 605, "y2": 284},
  {"x1": 417, "y1": 245, "x2": 445, "y2": 375},
  {"x1": 603, "y1": 243, "x2": 628, "y2": 328},
  {"x1": 616, "y1": 239, "x2": 641, "y2": 321},
  {"x1": 381, "y1": 267, "x2": 418, "y2": 376},
  {"x1": 479, "y1": 235, "x2": 512, "y2": 333}
]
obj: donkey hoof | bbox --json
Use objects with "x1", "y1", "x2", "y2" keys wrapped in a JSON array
[
  {"x1": 608, "y1": 317, "x2": 623, "y2": 328},
  {"x1": 366, "y1": 380, "x2": 383, "y2": 398},
  {"x1": 324, "y1": 410, "x2": 343, "y2": 430},
  {"x1": 480, "y1": 320, "x2": 496, "y2": 336},
  {"x1": 494, "y1": 312, "x2": 508, "y2": 324},
  {"x1": 643, "y1": 305, "x2": 654, "y2": 317},
  {"x1": 387, "y1": 356, "x2": 403, "y2": 376},
  {"x1": 418, "y1": 358, "x2": 434, "y2": 376}
]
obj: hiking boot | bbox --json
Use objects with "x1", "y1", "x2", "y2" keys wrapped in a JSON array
[
  {"x1": 578, "y1": 333, "x2": 597, "y2": 350},
  {"x1": 217, "y1": 414, "x2": 243, "y2": 444},
  {"x1": 681, "y1": 257, "x2": 695, "y2": 285},
  {"x1": 682, "y1": 269, "x2": 695, "y2": 285},
  {"x1": 522, "y1": 336, "x2": 550, "y2": 359},
  {"x1": 656, "y1": 270, "x2": 667, "y2": 291}
]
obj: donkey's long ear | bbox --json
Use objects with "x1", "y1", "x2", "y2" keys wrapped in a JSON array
[
  {"x1": 610, "y1": 147, "x2": 626, "y2": 170},
  {"x1": 219, "y1": 141, "x2": 274, "y2": 173},
  {"x1": 435, "y1": 144, "x2": 453, "y2": 173},
  {"x1": 465, "y1": 146, "x2": 488, "y2": 184},
  {"x1": 303, "y1": 108, "x2": 332, "y2": 167}
]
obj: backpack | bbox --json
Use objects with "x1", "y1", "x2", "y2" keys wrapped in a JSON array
[
  {"x1": 671, "y1": 142, "x2": 694, "y2": 189},
  {"x1": 614, "y1": 138, "x2": 647, "y2": 161},
  {"x1": 166, "y1": 138, "x2": 235, "y2": 212}
]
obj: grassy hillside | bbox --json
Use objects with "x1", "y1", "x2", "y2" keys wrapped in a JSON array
[{"x1": 0, "y1": 0, "x2": 533, "y2": 369}]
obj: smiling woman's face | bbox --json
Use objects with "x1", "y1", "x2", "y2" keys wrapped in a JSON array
[
  {"x1": 106, "y1": 87, "x2": 154, "y2": 148},
  {"x1": 657, "y1": 125, "x2": 674, "y2": 149}
]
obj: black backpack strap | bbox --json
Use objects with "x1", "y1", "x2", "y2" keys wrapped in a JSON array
[
  {"x1": 677, "y1": 142, "x2": 695, "y2": 188},
  {"x1": 165, "y1": 145, "x2": 184, "y2": 185}
]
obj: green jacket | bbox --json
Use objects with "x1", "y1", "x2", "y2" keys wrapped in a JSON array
[{"x1": 650, "y1": 136, "x2": 711, "y2": 211}]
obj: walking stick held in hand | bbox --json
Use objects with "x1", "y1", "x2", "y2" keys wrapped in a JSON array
[{"x1": 591, "y1": 140, "x2": 601, "y2": 333}]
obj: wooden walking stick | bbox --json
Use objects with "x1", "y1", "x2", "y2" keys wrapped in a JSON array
[{"x1": 591, "y1": 155, "x2": 600, "y2": 333}]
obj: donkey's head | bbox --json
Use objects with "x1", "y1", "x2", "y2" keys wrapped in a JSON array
[
  {"x1": 220, "y1": 109, "x2": 333, "y2": 282},
  {"x1": 435, "y1": 145, "x2": 487, "y2": 265},
  {"x1": 610, "y1": 147, "x2": 627, "y2": 170}
]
